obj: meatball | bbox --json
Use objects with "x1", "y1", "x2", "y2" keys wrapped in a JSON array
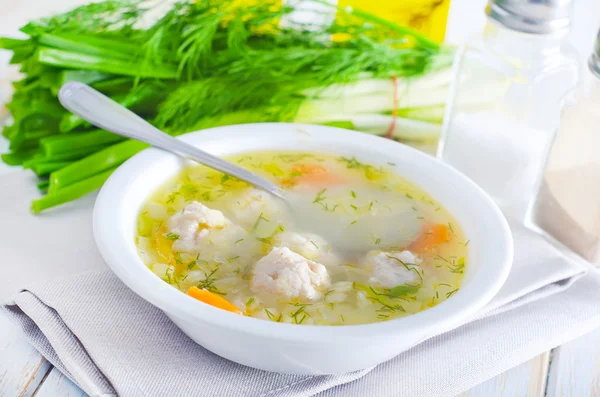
[
  {"x1": 168, "y1": 201, "x2": 227, "y2": 252},
  {"x1": 366, "y1": 250, "x2": 422, "y2": 288},
  {"x1": 251, "y1": 247, "x2": 330, "y2": 301}
]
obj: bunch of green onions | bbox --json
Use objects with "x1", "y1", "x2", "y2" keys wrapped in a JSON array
[{"x1": 0, "y1": 0, "x2": 453, "y2": 213}]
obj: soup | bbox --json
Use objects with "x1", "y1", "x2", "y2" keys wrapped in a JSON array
[{"x1": 136, "y1": 151, "x2": 468, "y2": 325}]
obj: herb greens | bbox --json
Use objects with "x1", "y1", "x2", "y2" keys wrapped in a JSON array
[{"x1": 0, "y1": 0, "x2": 451, "y2": 213}]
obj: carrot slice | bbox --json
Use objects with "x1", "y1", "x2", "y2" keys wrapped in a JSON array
[
  {"x1": 281, "y1": 163, "x2": 345, "y2": 187},
  {"x1": 188, "y1": 286, "x2": 243, "y2": 314},
  {"x1": 292, "y1": 164, "x2": 327, "y2": 175},
  {"x1": 408, "y1": 223, "x2": 451, "y2": 252}
]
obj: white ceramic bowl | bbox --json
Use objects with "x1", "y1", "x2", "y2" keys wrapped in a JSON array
[{"x1": 94, "y1": 123, "x2": 513, "y2": 375}]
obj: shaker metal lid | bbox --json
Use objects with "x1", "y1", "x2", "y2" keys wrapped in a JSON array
[
  {"x1": 485, "y1": 0, "x2": 573, "y2": 35},
  {"x1": 589, "y1": 28, "x2": 600, "y2": 78}
]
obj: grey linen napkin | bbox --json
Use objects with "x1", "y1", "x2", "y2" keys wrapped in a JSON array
[{"x1": 4, "y1": 217, "x2": 600, "y2": 397}]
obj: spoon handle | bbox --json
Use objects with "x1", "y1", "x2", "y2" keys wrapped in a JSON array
[{"x1": 58, "y1": 82, "x2": 284, "y2": 199}]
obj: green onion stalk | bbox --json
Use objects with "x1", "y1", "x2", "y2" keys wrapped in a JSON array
[{"x1": 0, "y1": 0, "x2": 461, "y2": 213}]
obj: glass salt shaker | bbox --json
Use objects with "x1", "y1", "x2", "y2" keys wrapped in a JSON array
[
  {"x1": 437, "y1": 0, "x2": 579, "y2": 220},
  {"x1": 526, "y1": 28, "x2": 600, "y2": 264}
]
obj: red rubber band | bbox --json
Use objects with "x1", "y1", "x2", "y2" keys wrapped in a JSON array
[{"x1": 385, "y1": 76, "x2": 398, "y2": 139}]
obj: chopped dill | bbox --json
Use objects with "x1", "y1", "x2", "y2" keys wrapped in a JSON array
[
  {"x1": 384, "y1": 255, "x2": 423, "y2": 285},
  {"x1": 435, "y1": 255, "x2": 449, "y2": 263},
  {"x1": 246, "y1": 297, "x2": 255, "y2": 306},
  {"x1": 388, "y1": 284, "x2": 420, "y2": 297},
  {"x1": 264, "y1": 309, "x2": 276, "y2": 320},
  {"x1": 369, "y1": 202, "x2": 374, "y2": 211},
  {"x1": 387, "y1": 162, "x2": 396, "y2": 166},
  {"x1": 464, "y1": 240, "x2": 470, "y2": 246},
  {"x1": 234, "y1": 238, "x2": 244, "y2": 244},
  {"x1": 448, "y1": 222, "x2": 454, "y2": 234},
  {"x1": 340, "y1": 314, "x2": 345, "y2": 323},
  {"x1": 351, "y1": 190, "x2": 357, "y2": 198},
  {"x1": 277, "y1": 225, "x2": 285, "y2": 232},
  {"x1": 164, "y1": 232, "x2": 180, "y2": 241},
  {"x1": 197, "y1": 268, "x2": 225, "y2": 295},
  {"x1": 350, "y1": 220, "x2": 357, "y2": 225},
  {"x1": 446, "y1": 288, "x2": 459, "y2": 298},
  {"x1": 252, "y1": 212, "x2": 269, "y2": 230},
  {"x1": 338, "y1": 156, "x2": 383, "y2": 180},
  {"x1": 354, "y1": 282, "x2": 408, "y2": 314},
  {"x1": 447, "y1": 257, "x2": 465, "y2": 273},
  {"x1": 175, "y1": 252, "x2": 183, "y2": 264},
  {"x1": 350, "y1": 204, "x2": 358, "y2": 211},
  {"x1": 291, "y1": 302, "x2": 312, "y2": 307},
  {"x1": 166, "y1": 192, "x2": 180, "y2": 203},
  {"x1": 312, "y1": 188, "x2": 337, "y2": 212},
  {"x1": 310, "y1": 240, "x2": 319, "y2": 249},
  {"x1": 256, "y1": 236, "x2": 273, "y2": 244},
  {"x1": 375, "y1": 237, "x2": 381, "y2": 245},
  {"x1": 227, "y1": 256, "x2": 240, "y2": 262},
  {"x1": 181, "y1": 184, "x2": 198, "y2": 195},
  {"x1": 411, "y1": 206, "x2": 418, "y2": 211},
  {"x1": 417, "y1": 216, "x2": 425, "y2": 220},
  {"x1": 313, "y1": 188, "x2": 327, "y2": 204},
  {"x1": 338, "y1": 156, "x2": 366, "y2": 169},
  {"x1": 290, "y1": 305, "x2": 310, "y2": 324},
  {"x1": 200, "y1": 191, "x2": 214, "y2": 202},
  {"x1": 406, "y1": 193, "x2": 413, "y2": 199}
]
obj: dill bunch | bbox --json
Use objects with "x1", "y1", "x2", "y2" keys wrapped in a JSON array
[{"x1": 148, "y1": 0, "x2": 450, "y2": 132}]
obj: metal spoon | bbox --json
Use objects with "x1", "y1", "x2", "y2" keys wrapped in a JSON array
[
  {"x1": 58, "y1": 82, "x2": 421, "y2": 253},
  {"x1": 58, "y1": 82, "x2": 286, "y2": 201}
]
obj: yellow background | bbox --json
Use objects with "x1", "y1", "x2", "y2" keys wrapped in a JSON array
[{"x1": 338, "y1": 0, "x2": 451, "y2": 42}]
